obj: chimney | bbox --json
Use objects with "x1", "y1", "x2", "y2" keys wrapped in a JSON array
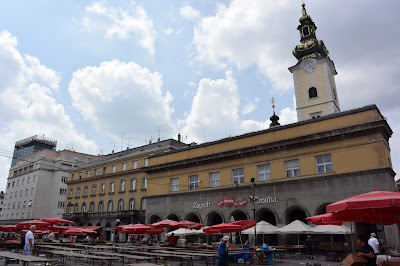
[{"x1": 178, "y1": 133, "x2": 181, "y2": 142}]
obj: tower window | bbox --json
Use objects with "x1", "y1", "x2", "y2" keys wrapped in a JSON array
[
  {"x1": 302, "y1": 26, "x2": 310, "y2": 37},
  {"x1": 309, "y1": 87, "x2": 318, "y2": 98}
]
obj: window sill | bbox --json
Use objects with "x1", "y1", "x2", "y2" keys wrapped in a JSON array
[
  {"x1": 128, "y1": 189, "x2": 137, "y2": 192},
  {"x1": 108, "y1": 192, "x2": 115, "y2": 195},
  {"x1": 74, "y1": 196, "x2": 80, "y2": 199},
  {"x1": 82, "y1": 195, "x2": 88, "y2": 198},
  {"x1": 118, "y1": 191, "x2": 126, "y2": 194},
  {"x1": 67, "y1": 196, "x2": 72, "y2": 199},
  {"x1": 99, "y1": 192, "x2": 105, "y2": 196},
  {"x1": 140, "y1": 188, "x2": 147, "y2": 191},
  {"x1": 90, "y1": 194, "x2": 96, "y2": 197}
]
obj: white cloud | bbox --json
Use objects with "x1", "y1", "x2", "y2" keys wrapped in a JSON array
[
  {"x1": 0, "y1": 30, "x2": 97, "y2": 190},
  {"x1": 68, "y1": 59, "x2": 176, "y2": 144},
  {"x1": 180, "y1": 71, "x2": 298, "y2": 143},
  {"x1": 192, "y1": 0, "x2": 294, "y2": 92},
  {"x1": 180, "y1": 5, "x2": 200, "y2": 20},
  {"x1": 241, "y1": 101, "x2": 257, "y2": 115},
  {"x1": 83, "y1": 1, "x2": 156, "y2": 55},
  {"x1": 162, "y1": 27, "x2": 174, "y2": 36}
]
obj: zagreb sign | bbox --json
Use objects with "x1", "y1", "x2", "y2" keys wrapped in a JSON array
[{"x1": 217, "y1": 196, "x2": 247, "y2": 208}]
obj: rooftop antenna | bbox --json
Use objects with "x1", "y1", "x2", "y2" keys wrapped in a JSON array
[
  {"x1": 120, "y1": 132, "x2": 127, "y2": 151},
  {"x1": 125, "y1": 138, "x2": 133, "y2": 149},
  {"x1": 203, "y1": 128, "x2": 206, "y2": 143},
  {"x1": 156, "y1": 125, "x2": 165, "y2": 142}
]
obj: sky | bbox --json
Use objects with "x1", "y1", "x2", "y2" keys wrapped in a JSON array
[{"x1": 0, "y1": 0, "x2": 399, "y2": 190}]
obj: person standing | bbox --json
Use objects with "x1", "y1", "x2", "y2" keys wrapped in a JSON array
[
  {"x1": 23, "y1": 225, "x2": 36, "y2": 256},
  {"x1": 368, "y1": 233, "x2": 380, "y2": 255},
  {"x1": 357, "y1": 235, "x2": 377, "y2": 266},
  {"x1": 305, "y1": 235, "x2": 314, "y2": 260},
  {"x1": 218, "y1": 235, "x2": 229, "y2": 266},
  {"x1": 168, "y1": 233, "x2": 177, "y2": 247}
]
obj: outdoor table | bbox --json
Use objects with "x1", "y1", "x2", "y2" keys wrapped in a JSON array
[
  {"x1": 258, "y1": 248, "x2": 286, "y2": 263},
  {"x1": 47, "y1": 250, "x2": 119, "y2": 266},
  {"x1": 36, "y1": 244, "x2": 83, "y2": 252},
  {"x1": 90, "y1": 251, "x2": 155, "y2": 265},
  {"x1": 326, "y1": 248, "x2": 346, "y2": 262},
  {"x1": 122, "y1": 250, "x2": 193, "y2": 265},
  {"x1": 158, "y1": 249, "x2": 217, "y2": 266},
  {"x1": 376, "y1": 255, "x2": 400, "y2": 266},
  {"x1": 0, "y1": 251, "x2": 55, "y2": 266}
]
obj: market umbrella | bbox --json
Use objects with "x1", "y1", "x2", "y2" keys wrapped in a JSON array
[
  {"x1": 16, "y1": 220, "x2": 50, "y2": 230},
  {"x1": 64, "y1": 228, "x2": 95, "y2": 235},
  {"x1": 310, "y1": 224, "x2": 351, "y2": 234},
  {"x1": 151, "y1": 220, "x2": 181, "y2": 228},
  {"x1": 41, "y1": 217, "x2": 75, "y2": 225},
  {"x1": 306, "y1": 211, "x2": 399, "y2": 225},
  {"x1": 241, "y1": 221, "x2": 279, "y2": 244},
  {"x1": 165, "y1": 228, "x2": 202, "y2": 237},
  {"x1": 277, "y1": 220, "x2": 313, "y2": 245},
  {"x1": 203, "y1": 223, "x2": 243, "y2": 234},
  {"x1": 0, "y1": 225, "x2": 19, "y2": 232}
]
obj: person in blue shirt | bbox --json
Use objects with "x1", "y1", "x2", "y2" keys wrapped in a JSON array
[{"x1": 218, "y1": 235, "x2": 229, "y2": 266}]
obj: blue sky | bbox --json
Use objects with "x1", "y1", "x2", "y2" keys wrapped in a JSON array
[{"x1": 0, "y1": 0, "x2": 399, "y2": 190}]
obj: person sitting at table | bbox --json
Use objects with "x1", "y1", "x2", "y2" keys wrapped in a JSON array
[
  {"x1": 218, "y1": 235, "x2": 229, "y2": 266},
  {"x1": 168, "y1": 233, "x2": 177, "y2": 247},
  {"x1": 357, "y1": 235, "x2": 377, "y2": 266}
]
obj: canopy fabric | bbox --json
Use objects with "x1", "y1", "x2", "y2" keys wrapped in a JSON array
[
  {"x1": 16, "y1": 220, "x2": 50, "y2": 229},
  {"x1": 0, "y1": 225, "x2": 19, "y2": 232},
  {"x1": 306, "y1": 211, "x2": 400, "y2": 225},
  {"x1": 241, "y1": 221, "x2": 279, "y2": 235},
  {"x1": 165, "y1": 228, "x2": 203, "y2": 237},
  {"x1": 151, "y1": 220, "x2": 181, "y2": 228},
  {"x1": 41, "y1": 218, "x2": 75, "y2": 225},
  {"x1": 277, "y1": 220, "x2": 312, "y2": 234},
  {"x1": 327, "y1": 190, "x2": 400, "y2": 214},
  {"x1": 310, "y1": 224, "x2": 352, "y2": 234},
  {"x1": 203, "y1": 220, "x2": 256, "y2": 234}
]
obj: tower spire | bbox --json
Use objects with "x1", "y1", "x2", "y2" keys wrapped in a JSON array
[{"x1": 269, "y1": 97, "x2": 280, "y2": 128}]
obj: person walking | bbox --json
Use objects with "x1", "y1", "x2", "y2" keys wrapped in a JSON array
[
  {"x1": 368, "y1": 233, "x2": 380, "y2": 255},
  {"x1": 218, "y1": 235, "x2": 229, "y2": 266},
  {"x1": 305, "y1": 235, "x2": 314, "y2": 259},
  {"x1": 23, "y1": 225, "x2": 36, "y2": 256},
  {"x1": 357, "y1": 235, "x2": 377, "y2": 266}
]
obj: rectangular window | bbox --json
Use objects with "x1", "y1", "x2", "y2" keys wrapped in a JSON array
[
  {"x1": 131, "y1": 180, "x2": 136, "y2": 190},
  {"x1": 189, "y1": 175, "x2": 199, "y2": 190},
  {"x1": 58, "y1": 201, "x2": 65, "y2": 208},
  {"x1": 122, "y1": 163, "x2": 126, "y2": 171},
  {"x1": 71, "y1": 174, "x2": 74, "y2": 180},
  {"x1": 61, "y1": 176, "x2": 68, "y2": 182},
  {"x1": 170, "y1": 178, "x2": 179, "y2": 192},
  {"x1": 66, "y1": 154, "x2": 70, "y2": 161},
  {"x1": 143, "y1": 177, "x2": 147, "y2": 189},
  {"x1": 74, "y1": 156, "x2": 79, "y2": 162},
  {"x1": 79, "y1": 172, "x2": 82, "y2": 179},
  {"x1": 210, "y1": 172, "x2": 220, "y2": 187},
  {"x1": 257, "y1": 164, "x2": 271, "y2": 181},
  {"x1": 285, "y1": 160, "x2": 300, "y2": 178},
  {"x1": 23, "y1": 201, "x2": 26, "y2": 208},
  {"x1": 31, "y1": 187, "x2": 34, "y2": 195},
  {"x1": 76, "y1": 188, "x2": 80, "y2": 197},
  {"x1": 95, "y1": 169, "x2": 98, "y2": 176},
  {"x1": 86, "y1": 171, "x2": 90, "y2": 178},
  {"x1": 232, "y1": 168, "x2": 244, "y2": 184},
  {"x1": 144, "y1": 158, "x2": 149, "y2": 167},
  {"x1": 120, "y1": 181, "x2": 125, "y2": 192},
  {"x1": 84, "y1": 187, "x2": 88, "y2": 196},
  {"x1": 88, "y1": 158, "x2": 92, "y2": 163},
  {"x1": 110, "y1": 182, "x2": 115, "y2": 193},
  {"x1": 112, "y1": 165, "x2": 116, "y2": 173},
  {"x1": 133, "y1": 161, "x2": 137, "y2": 169},
  {"x1": 101, "y1": 184, "x2": 105, "y2": 194},
  {"x1": 21, "y1": 213, "x2": 24, "y2": 219},
  {"x1": 69, "y1": 189, "x2": 73, "y2": 197},
  {"x1": 316, "y1": 154, "x2": 333, "y2": 174},
  {"x1": 92, "y1": 185, "x2": 96, "y2": 195}
]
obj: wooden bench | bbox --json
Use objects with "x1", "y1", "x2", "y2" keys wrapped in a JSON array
[
  {"x1": 0, "y1": 251, "x2": 55, "y2": 266},
  {"x1": 89, "y1": 251, "x2": 155, "y2": 265},
  {"x1": 47, "y1": 250, "x2": 119, "y2": 266}
]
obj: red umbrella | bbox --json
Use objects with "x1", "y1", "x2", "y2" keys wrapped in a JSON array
[
  {"x1": 231, "y1": 220, "x2": 257, "y2": 230},
  {"x1": 115, "y1": 224, "x2": 155, "y2": 234},
  {"x1": 0, "y1": 225, "x2": 19, "y2": 232},
  {"x1": 41, "y1": 217, "x2": 75, "y2": 225},
  {"x1": 50, "y1": 225, "x2": 69, "y2": 232},
  {"x1": 327, "y1": 190, "x2": 400, "y2": 215},
  {"x1": 21, "y1": 229, "x2": 50, "y2": 235},
  {"x1": 306, "y1": 211, "x2": 399, "y2": 225},
  {"x1": 16, "y1": 220, "x2": 50, "y2": 229},
  {"x1": 64, "y1": 228, "x2": 94, "y2": 235},
  {"x1": 188, "y1": 223, "x2": 204, "y2": 230},
  {"x1": 203, "y1": 223, "x2": 243, "y2": 234},
  {"x1": 151, "y1": 220, "x2": 181, "y2": 228}
]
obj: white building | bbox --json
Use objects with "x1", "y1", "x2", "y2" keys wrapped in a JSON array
[{"x1": 0, "y1": 149, "x2": 99, "y2": 223}]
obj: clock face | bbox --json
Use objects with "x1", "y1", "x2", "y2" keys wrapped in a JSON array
[{"x1": 303, "y1": 62, "x2": 316, "y2": 74}]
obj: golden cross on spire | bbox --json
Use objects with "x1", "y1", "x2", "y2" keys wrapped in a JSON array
[
  {"x1": 271, "y1": 97, "x2": 276, "y2": 112},
  {"x1": 302, "y1": 0, "x2": 305, "y2": 7}
]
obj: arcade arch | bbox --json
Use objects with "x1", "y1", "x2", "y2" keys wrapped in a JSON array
[{"x1": 185, "y1": 212, "x2": 201, "y2": 223}]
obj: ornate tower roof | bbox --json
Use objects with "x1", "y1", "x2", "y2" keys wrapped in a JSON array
[
  {"x1": 293, "y1": 2, "x2": 329, "y2": 62},
  {"x1": 269, "y1": 97, "x2": 280, "y2": 128}
]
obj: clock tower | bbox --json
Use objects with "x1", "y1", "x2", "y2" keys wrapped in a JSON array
[{"x1": 289, "y1": 2, "x2": 340, "y2": 121}]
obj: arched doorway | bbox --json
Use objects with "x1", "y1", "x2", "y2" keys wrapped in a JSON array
[
  {"x1": 185, "y1": 212, "x2": 201, "y2": 223},
  {"x1": 256, "y1": 208, "x2": 277, "y2": 225},
  {"x1": 316, "y1": 204, "x2": 330, "y2": 215},
  {"x1": 148, "y1": 215, "x2": 162, "y2": 224},
  {"x1": 96, "y1": 223, "x2": 101, "y2": 226},
  {"x1": 230, "y1": 210, "x2": 249, "y2": 221},
  {"x1": 286, "y1": 206, "x2": 308, "y2": 224},
  {"x1": 285, "y1": 206, "x2": 309, "y2": 245},
  {"x1": 167, "y1": 213, "x2": 180, "y2": 222},
  {"x1": 105, "y1": 223, "x2": 112, "y2": 240},
  {"x1": 87, "y1": 223, "x2": 92, "y2": 226},
  {"x1": 256, "y1": 208, "x2": 278, "y2": 245},
  {"x1": 206, "y1": 211, "x2": 224, "y2": 226}
]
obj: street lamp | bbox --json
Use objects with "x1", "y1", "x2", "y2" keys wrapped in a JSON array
[{"x1": 249, "y1": 178, "x2": 258, "y2": 246}]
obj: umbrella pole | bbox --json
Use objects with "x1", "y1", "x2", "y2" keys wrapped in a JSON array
[
  {"x1": 350, "y1": 222, "x2": 354, "y2": 253},
  {"x1": 379, "y1": 210, "x2": 389, "y2": 264},
  {"x1": 298, "y1": 234, "x2": 300, "y2": 246}
]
